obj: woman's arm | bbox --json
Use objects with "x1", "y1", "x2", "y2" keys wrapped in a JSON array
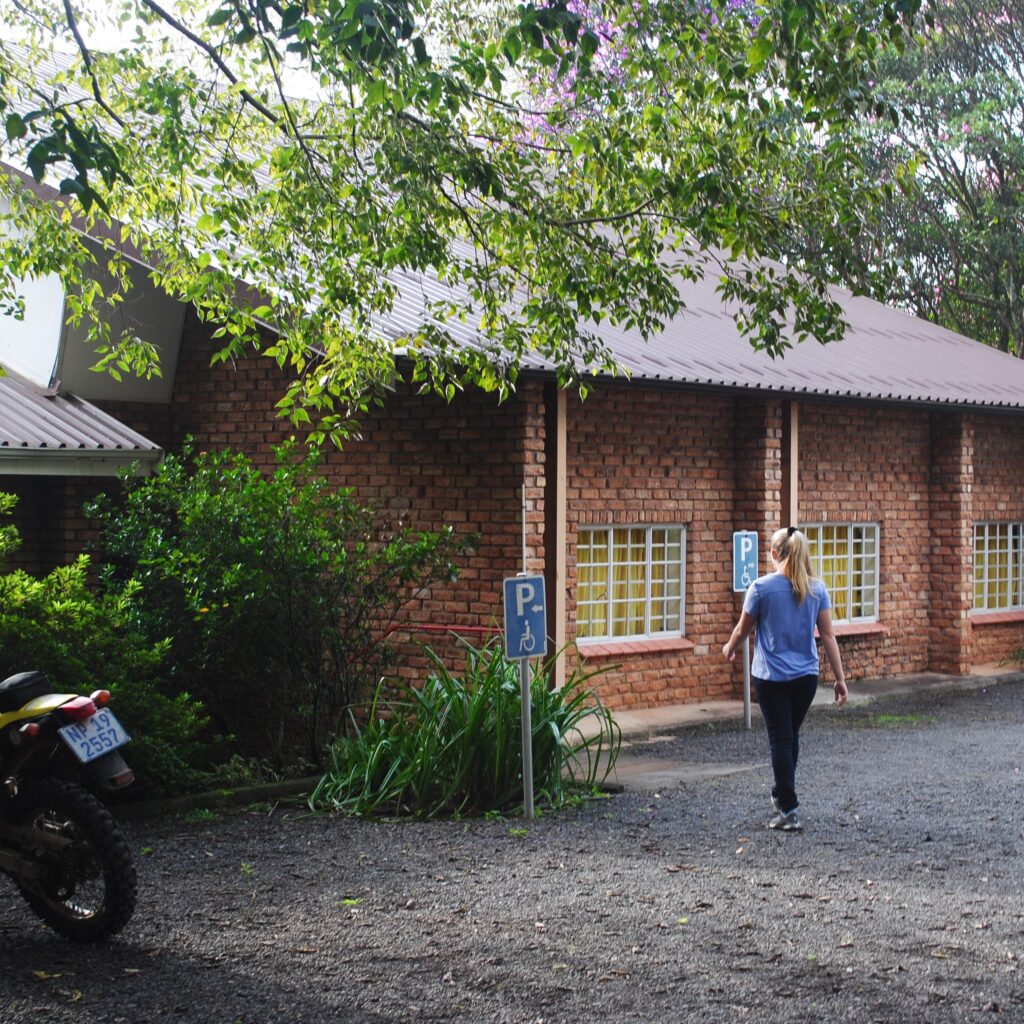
[
  {"x1": 723, "y1": 610, "x2": 757, "y2": 662},
  {"x1": 816, "y1": 607, "x2": 848, "y2": 706}
]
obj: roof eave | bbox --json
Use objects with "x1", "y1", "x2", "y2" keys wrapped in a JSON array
[{"x1": 0, "y1": 447, "x2": 163, "y2": 477}]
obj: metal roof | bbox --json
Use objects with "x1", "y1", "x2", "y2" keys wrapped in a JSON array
[
  {"x1": 0, "y1": 369, "x2": 161, "y2": 465},
  {"x1": 583, "y1": 275, "x2": 1024, "y2": 409},
  {"x1": 381, "y1": 263, "x2": 1024, "y2": 411}
]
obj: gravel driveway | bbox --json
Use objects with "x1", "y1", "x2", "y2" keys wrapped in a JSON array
[{"x1": 2, "y1": 680, "x2": 1022, "y2": 1023}]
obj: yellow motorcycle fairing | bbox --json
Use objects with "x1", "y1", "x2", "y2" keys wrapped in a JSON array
[{"x1": 0, "y1": 695, "x2": 77, "y2": 732}]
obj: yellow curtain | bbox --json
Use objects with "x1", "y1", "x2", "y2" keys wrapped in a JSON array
[
  {"x1": 824, "y1": 526, "x2": 850, "y2": 621},
  {"x1": 578, "y1": 531, "x2": 609, "y2": 638},
  {"x1": 650, "y1": 528, "x2": 666, "y2": 632},
  {"x1": 974, "y1": 528, "x2": 986, "y2": 608},
  {"x1": 995, "y1": 526, "x2": 1011, "y2": 608},
  {"x1": 584, "y1": 526, "x2": 682, "y2": 639}
]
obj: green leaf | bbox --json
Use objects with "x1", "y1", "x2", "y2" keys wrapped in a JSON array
[
  {"x1": 365, "y1": 79, "x2": 387, "y2": 108},
  {"x1": 579, "y1": 29, "x2": 599, "y2": 59},
  {"x1": 746, "y1": 37, "x2": 773, "y2": 74},
  {"x1": 5, "y1": 113, "x2": 26, "y2": 141},
  {"x1": 206, "y1": 7, "x2": 233, "y2": 27},
  {"x1": 195, "y1": 213, "x2": 220, "y2": 235}
]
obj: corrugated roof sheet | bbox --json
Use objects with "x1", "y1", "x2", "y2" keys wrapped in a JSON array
[
  {"x1": 0, "y1": 370, "x2": 161, "y2": 454},
  {"x1": 381, "y1": 263, "x2": 1024, "y2": 410}
]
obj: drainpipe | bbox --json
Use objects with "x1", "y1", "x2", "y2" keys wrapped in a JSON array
[
  {"x1": 544, "y1": 384, "x2": 568, "y2": 687},
  {"x1": 781, "y1": 401, "x2": 799, "y2": 527}
]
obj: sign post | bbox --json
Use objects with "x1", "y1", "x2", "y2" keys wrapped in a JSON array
[
  {"x1": 732, "y1": 531, "x2": 758, "y2": 730},
  {"x1": 503, "y1": 574, "x2": 547, "y2": 819}
]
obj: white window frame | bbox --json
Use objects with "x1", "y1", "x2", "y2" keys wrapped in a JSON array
[
  {"x1": 973, "y1": 522, "x2": 1024, "y2": 612},
  {"x1": 575, "y1": 524, "x2": 687, "y2": 642},
  {"x1": 801, "y1": 522, "x2": 880, "y2": 625}
]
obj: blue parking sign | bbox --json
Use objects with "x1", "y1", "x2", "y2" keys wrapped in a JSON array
[
  {"x1": 733, "y1": 531, "x2": 759, "y2": 592},
  {"x1": 503, "y1": 575, "x2": 547, "y2": 660}
]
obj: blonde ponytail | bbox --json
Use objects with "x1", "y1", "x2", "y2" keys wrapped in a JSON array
[{"x1": 771, "y1": 527, "x2": 815, "y2": 605}]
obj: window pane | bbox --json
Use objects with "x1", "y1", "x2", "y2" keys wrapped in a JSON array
[
  {"x1": 802, "y1": 522, "x2": 879, "y2": 624},
  {"x1": 577, "y1": 525, "x2": 684, "y2": 640},
  {"x1": 974, "y1": 522, "x2": 1024, "y2": 612}
]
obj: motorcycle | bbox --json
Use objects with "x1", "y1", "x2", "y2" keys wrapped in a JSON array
[{"x1": 0, "y1": 670, "x2": 137, "y2": 941}]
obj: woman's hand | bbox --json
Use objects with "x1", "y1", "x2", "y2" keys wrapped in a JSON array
[
  {"x1": 833, "y1": 679, "x2": 848, "y2": 706},
  {"x1": 724, "y1": 611, "x2": 756, "y2": 662}
]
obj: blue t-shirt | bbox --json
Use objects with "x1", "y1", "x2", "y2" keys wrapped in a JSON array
[{"x1": 742, "y1": 573, "x2": 830, "y2": 681}]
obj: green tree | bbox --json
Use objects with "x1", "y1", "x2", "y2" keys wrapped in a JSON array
[
  {"x1": 1, "y1": 1, "x2": 921, "y2": 437},
  {"x1": 849, "y1": 1, "x2": 1024, "y2": 353},
  {"x1": 86, "y1": 444, "x2": 473, "y2": 765},
  {"x1": 0, "y1": 493, "x2": 209, "y2": 800}
]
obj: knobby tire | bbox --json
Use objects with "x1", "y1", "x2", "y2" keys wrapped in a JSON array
[{"x1": 11, "y1": 779, "x2": 136, "y2": 942}]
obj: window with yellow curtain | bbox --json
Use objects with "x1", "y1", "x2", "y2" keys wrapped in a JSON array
[
  {"x1": 974, "y1": 522, "x2": 1024, "y2": 611},
  {"x1": 577, "y1": 525, "x2": 685, "y2": 640},
  {"x1": 801, "y1": 523, "x2": 879, "y2": 624}
]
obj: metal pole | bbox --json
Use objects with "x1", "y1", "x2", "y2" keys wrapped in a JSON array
[
  {"x1": 742, "y1": 636, "x2": 752, "y2": 729},
  {"x1": 519, "y1": 483, "x2": 534, "y2": 818},
  {"x1": 521, "y1": 482, "x2": 527, "y2": 572},
  {"x1": 520, "y1": 658, "x2": 534, "y2": 819}
]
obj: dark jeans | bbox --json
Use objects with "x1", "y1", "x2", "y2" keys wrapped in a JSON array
[{"x1": 753, "y1": 674, "x2": 819, "y2": 814}]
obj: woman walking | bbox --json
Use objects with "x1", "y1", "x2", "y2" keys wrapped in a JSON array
[{"x1": 723, "y1": 527, "x2": 848, "y2": 832}]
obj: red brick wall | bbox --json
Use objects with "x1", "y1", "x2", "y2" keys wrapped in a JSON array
[
  {"x1": 104, "y1": 314, "x2": 536, "y2": 689},
  {"x1": 928, "y1": 412, "x2": 974, "y2": 673},
  {"x1": 798, "y1": 401, "x2": 933, "y2": 680},
  {"x1": 563, "y1": 387, "x2": 741, "y2": 708},
  {"x1": 970, "y1": 413, "x2": 1024, "y2": 665},
  {"x1": 0, "y1": 475, "x2": 108, "y2": 573},
  {"x1": 77, "y1": 307, "x2": 1024, "y2": 708}
]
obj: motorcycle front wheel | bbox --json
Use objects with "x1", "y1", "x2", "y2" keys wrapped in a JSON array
[{"x1": 12, "y1": 779, "x2": 137, "y2": 942}]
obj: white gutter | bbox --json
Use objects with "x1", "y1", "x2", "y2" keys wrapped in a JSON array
[{"x1": 0, "y1": 448, "x2": 162, "y2": 477}]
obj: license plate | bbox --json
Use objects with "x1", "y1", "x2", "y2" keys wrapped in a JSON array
[{"x1": 59, "y1": 709, "x2": 131, "y2": 764}]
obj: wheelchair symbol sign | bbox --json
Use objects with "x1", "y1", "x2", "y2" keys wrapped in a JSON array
[
  {"x1": 733, "y1": 531, "x2": 759, "y2": 592},
  {"x1": 503, "y1": 575, "x2": 548, "y2": 660}
]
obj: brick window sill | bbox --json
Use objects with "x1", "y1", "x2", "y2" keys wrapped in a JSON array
[
  {"x1": 578, "y1": 636, "x2": 695, "y2": 659},
  {"x1": 817, "y1": 622, "x2": 890, "y2": 639},
  {"x1": 971, "y1": 610, "x2": 1024, "y2": 626}
]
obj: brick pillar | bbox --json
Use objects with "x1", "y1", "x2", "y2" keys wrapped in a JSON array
[
  {"x1": 734, "y1": 398, "x2": 783, "y2": 575},
  {"x1": 731, "y1": 399, "x2": 783, "y2": 696},
  {"x1": 928, "y1": 412, "x2": 974, "y2": 673},
  {"x1": 520, "y1": 380, "x2": 548, "y2": 577}
]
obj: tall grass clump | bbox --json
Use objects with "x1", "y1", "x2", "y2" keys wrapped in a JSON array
[{"x1": 309, "y1": 641, "x2": 620, "y2": 817}]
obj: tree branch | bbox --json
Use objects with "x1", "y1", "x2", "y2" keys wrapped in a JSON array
[
  {"x1": 137, "y1": 0, "x2": 281, "y2": 127},
  {"x1": 61, "y1": 0, "x2": 126, "y2": 128}
]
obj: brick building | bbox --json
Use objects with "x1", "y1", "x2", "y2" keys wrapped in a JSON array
[{"x1": 3, "y1": 233, "x2": 1024, "y2": 709}]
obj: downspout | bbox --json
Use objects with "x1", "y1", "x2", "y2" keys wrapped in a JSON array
[
  {"x1": 543, "y1": 384, "x2": 568, "y2": 687},
  {"x1": 781, "y1": 401, "x2": 799, "y2": 527}
]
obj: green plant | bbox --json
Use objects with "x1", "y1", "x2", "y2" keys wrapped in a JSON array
[
  {"x1": 872, "y1": 713, "x2": 937, "y2": 728},
  {"x1": 204, "y1": 755, "x2": 290, "y2": 789},
  {"x1": 1002, "y1": 647, "x2": 1024, "y2": 669},
  {"x1": 309, "y1": 640, "x2": 620, "y2": 818},
  {"x1": 0, "y1": 494, "x2": 209, "y2": 800},
  {"x1": 182, "y1": 807, "x2": 218, "y2": 824},
  {"x1": 87, "y1": 442, "x2": 473, "y2": 767}
]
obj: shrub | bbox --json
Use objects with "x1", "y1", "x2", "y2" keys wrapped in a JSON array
[
  {"x1": 1001, "y1": 648, "x2": 1024, "y2": 669},
  {"x1": 87, "y1": 442, "x2": 473, "y2": 766},
  {"x1": 0, "y1": 494, "x2": 209, "y2": 799},
  {"x1": 309, "y1": 641, "x2": 621, "y2": 817}
]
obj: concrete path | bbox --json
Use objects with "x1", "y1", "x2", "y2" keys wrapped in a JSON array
[{"x1": 600, "y1": 664, "x2": 1024, "y2": 791}]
